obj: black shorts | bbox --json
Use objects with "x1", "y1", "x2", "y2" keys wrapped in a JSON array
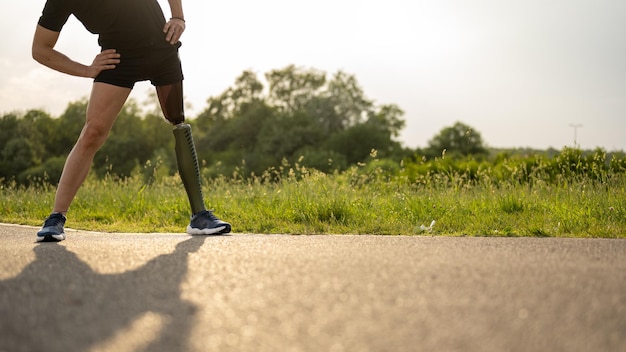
[{"x1": 94, "y1": 44, "x2": 184, "y2": 88}]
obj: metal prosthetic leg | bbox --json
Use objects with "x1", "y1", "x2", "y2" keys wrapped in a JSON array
[{"x1": 173, "y1": 123, "x2": 206, "y2": 214}]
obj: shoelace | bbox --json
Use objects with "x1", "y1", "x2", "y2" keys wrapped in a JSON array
[
  {"x1": 197, "y1": 210, "x2": 218, "y2": 221},
  {"x1": 43, "y1": 214, "x2": 64, "y2": 227}
]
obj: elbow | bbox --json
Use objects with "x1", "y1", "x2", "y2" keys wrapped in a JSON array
[
  {"x1": 32, "y1": 51, "x2": 41, "y2": 63},
  {"x1": 32, "y1": 45, "x2": 48, "y2": 65},
  {"x1": 32, "y1": 46, "x2": 42, "y2": 63}
]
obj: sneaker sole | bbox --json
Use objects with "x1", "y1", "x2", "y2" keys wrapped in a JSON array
[
  {"x1": 186, "y1": 225, "x2": 230, "y2": 235},
  {"x1": 36, "y1": 233, "x2": 66, "y2": 242}
]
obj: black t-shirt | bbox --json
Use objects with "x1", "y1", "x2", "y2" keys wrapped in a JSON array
[{"x1": 38, "y1": 0, "x2": 172, "y2": 50}]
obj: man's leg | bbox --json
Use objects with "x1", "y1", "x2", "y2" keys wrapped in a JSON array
[
  {"x1": 156, "y1": 82, "x2": 231, "y2": 234},
  {"x1": 37, "y1": 83, "x2": 131, "y2": 242},
  {"x1": 54, "y1": 83, "x2": 131, "y2": 212}
]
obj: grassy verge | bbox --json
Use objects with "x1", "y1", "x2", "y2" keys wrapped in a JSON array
[{"x1": 1, "y1": 163, "x2": 624, "y2": 237}]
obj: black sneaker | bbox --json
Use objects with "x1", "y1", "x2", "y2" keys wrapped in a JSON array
[
  {"x1": 187, "y1": 210, "x2": 231, "y2": 235},
  {"x1": 36, "y1": 213, "x2": 66, "y2": 242}
]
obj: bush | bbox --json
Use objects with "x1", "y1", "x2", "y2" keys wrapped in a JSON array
[{"x1": 398, "y1": 148, "x2": 624, "y2": 188}]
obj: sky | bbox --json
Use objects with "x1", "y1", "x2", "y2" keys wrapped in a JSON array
[{"x1": 1, "y1": 0, "x2": 625, "y2": 151}]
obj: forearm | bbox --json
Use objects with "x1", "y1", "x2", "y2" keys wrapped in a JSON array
[
  {"x1": 167, "y1": 0, "x2": 184, "y2": 19},
  {"x1": 32, "y1": 45, "x2": 90, "y2": 77}
]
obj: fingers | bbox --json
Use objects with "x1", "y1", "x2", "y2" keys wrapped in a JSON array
[
  {"x1": 163, "y1": 18, "x2": 186, "y2": 45},
  {"x1": 95, "y1": 49, "x2": 121, "y2": 69},
  {"x1": 87, "y1": 49, "x2": 121, "y2": 78}
]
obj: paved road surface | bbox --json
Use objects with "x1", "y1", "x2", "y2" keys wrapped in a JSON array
[{"x1": 1, "y1": 223, "x2": 625, "y2": 352}]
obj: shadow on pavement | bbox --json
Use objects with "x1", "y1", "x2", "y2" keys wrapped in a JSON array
[{"x1": 0, "y1": 236, "x2": 208, "y2": 352}]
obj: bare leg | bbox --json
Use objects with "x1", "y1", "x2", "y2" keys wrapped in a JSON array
[{"x1": 53, "y1": 82, "x2": 132, "y2": 214}]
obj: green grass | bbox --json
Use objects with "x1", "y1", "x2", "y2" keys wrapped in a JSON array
[{"x1": 1, "y1": 162, "x2": 624, "y2": 237}]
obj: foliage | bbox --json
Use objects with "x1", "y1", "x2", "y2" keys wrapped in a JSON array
[
  {"x1": 1, "y1": 152, "x2": 624, "y2": 237},
  {"x1": 2, "y1": 65, "x2": 624, "y2": 237},
  {"x1": 192, "y1": 65, "x2": 408, "y2": 177},
  {"x1": 0, "y1": 99, "x2": 177, "y2": 186},
  {"x1": 1, "y1": 65, "x2": 410, "y2": 186},
  {"x1": 399, "y1": 147, "x2": 625, "y2": 189},
  {"x1": 422, "y1": 121, "x2": 488, "y2": 159}
]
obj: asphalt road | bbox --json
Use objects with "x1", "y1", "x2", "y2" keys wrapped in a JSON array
[{"x1": 1, "y1": 223, "x2": 625, "y2": 352}]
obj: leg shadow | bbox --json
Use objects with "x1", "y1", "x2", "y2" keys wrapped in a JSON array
[{"x1": 0, "y1": 236, "x2": 208, "y2": 352}]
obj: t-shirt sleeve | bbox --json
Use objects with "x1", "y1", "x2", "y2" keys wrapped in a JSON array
[{"x1": 37, "y1": 0, "x2": 71, "y2": 32}]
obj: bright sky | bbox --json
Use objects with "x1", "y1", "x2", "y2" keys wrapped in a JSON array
[{"x1": 2, "y1": 1, "x2": 625, "y2": 151}]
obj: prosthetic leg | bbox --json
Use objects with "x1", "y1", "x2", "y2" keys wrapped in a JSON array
[
  {"x1": 159, "y1": 82, "x2": 231, "y2": 234},
  {"x1": 173, "y1": 123, "x2": 231, "y2": 234},
  {"x1": 173, "y1": 123, "x2": 205, "y2": 214}
]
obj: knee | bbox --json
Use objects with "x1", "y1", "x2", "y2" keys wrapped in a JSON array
[{"x1": 77, "y1": 122, "x2": 110, "y2": 151}]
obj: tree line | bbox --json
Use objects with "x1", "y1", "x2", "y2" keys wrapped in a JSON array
[{"x1": 1, "y1": 65, "x2": 507, "y2": 186}]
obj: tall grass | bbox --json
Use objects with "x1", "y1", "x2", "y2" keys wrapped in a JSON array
[{"x1": 1, "y1": 148, "x2": 624, "y2": 237}]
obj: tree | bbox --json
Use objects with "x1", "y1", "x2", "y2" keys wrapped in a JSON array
[
  {"x1": 325, "y1": 70, "x2": 373, "y2": 128},
  {"x1": 191, "y1": 65, "x2": 408, "y2": 176},
  {"x1": 2, "y1": 65, "x2": 410, "y2": 184},
  {"x1": 0, "y1": 110, "x2": 53, "y2": 183},
  {"x1": 424, "y1": 121, "x2": 488, "y2": 159},
  {"x1": 53, "y1": 99, "x2": 89, "y2": 156},
  {"x1": 198, "y1": 70, "x2": 265, "y2": 124},
  {"x1": 193, "y1": 70, "x2": 274, "y2": 168},
  {"x1": 266, "y1": 65, "x2": 326, "y2": 113},
  {"x1": 0, "y1": 113, "x2": 20, "y2": 181},
  {"x1": 324, "y1": 104, "x2": 406, "y2": 165}
]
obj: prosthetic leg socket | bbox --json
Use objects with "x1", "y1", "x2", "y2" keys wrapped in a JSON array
[{"x1": 173, "y1": 123, "x2": 206, "y2": 214}]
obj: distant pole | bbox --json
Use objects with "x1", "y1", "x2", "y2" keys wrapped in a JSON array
[{"x1": 569, "y1": 123, "x2": 583, "y2": 147}]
